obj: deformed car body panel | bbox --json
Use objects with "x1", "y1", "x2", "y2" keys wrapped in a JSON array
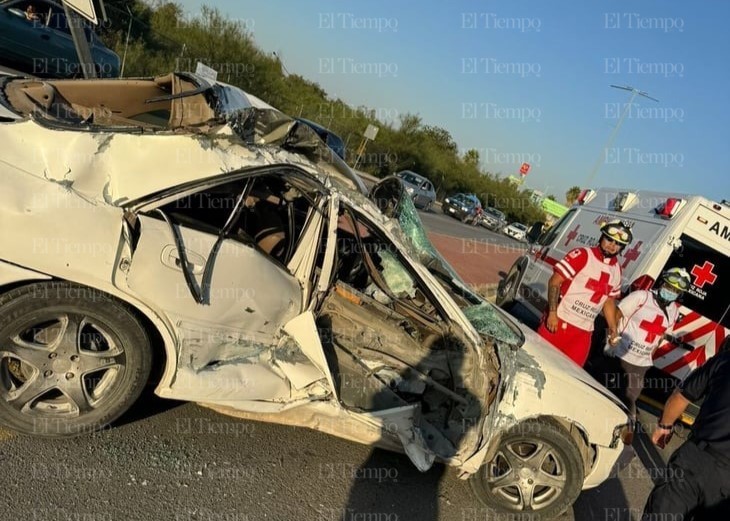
[
  {"x1": 125, "y1": 214, "x2": 302, "y2": 338},
  {"x1": 0, "y1": 73, "x2": 630, "y2": 497},
  {"x1": 0, "y1": 73, "x2": 367, "y2": 201}
]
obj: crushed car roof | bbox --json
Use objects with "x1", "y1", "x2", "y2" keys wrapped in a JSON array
[{"x1": 0, "y1": 72, "x2": 366, "y2": 204}]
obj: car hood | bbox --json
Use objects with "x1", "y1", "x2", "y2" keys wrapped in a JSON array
[{"x1": 516, "y1": 324, "x2": 626, "y2": 409}]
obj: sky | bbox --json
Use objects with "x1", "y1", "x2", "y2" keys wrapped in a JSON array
[{"x1": 176, "y1": 0, "x2": 729, "y2": 203}]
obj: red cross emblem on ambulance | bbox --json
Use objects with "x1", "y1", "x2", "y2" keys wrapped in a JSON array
[{"x1": 691, "y1": 261, "x2": 717, "y2": 289}]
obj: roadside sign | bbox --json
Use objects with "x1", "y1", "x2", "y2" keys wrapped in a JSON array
[
  {"x1": 195, "y1": 62, "x2": 218, "y2": 82},
  {"x1": 62, "y1": 0, "x2": 98, "y2": 25},
  {"x1": 364, "y1": 124, "x2": 379, "y2": 141},
  {"x1": 520, "y1": 162, "x2": 531, "y2": 175}
]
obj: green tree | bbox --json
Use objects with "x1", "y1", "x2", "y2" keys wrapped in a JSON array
[
  {"x1": 463, "y1": 149, "x2": 480, "y2": 166},
  {"x1": 566, "y1": 186, "x2": 581, "y2": 206}
]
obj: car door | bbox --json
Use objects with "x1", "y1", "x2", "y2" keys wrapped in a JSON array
[
  {"x1": 519, "y1": 209, "x2": 578, "y2": 315},
  {"x1": 318, "y1": 183, "x2": 488, "y2": 470},
  {"x1": 419, "y1": 180, "x2": 432, "y2": 206},
  {"x1": 115, "y1": 171, "x2": 335, "y2": 406}
]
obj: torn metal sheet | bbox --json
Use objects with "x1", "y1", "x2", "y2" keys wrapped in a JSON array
[
  {"x1": 0, "y1": 73, "x2": 366, "y2": 202},
  {"x1": 369, "y1": 405, "x2": 436, "y2": 472}
]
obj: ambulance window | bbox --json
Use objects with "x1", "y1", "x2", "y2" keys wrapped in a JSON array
[{"x1": 538, "y1": 209, "x2": 576, "y2": 246}]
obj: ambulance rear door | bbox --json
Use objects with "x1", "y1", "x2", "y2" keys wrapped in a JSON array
[{"x1": 652, "y1": 202, "x2": 730, "y2": 382}]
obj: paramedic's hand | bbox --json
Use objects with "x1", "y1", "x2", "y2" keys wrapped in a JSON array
[
  {"x1": 608, "y1": 328, "x2": 621, "y2": 347},
  {"x1": 546, "y1": 311, "x2": 559, "y2": 333}
]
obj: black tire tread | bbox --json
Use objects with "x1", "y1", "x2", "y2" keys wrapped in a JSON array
[{"x1": 0, "y1": 282, "x2": 152, "y2": 438}]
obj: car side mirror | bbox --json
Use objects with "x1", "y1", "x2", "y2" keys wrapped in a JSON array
[
  {"x1": 369, "y1": 176, "x2": 405, "y2": 219},
  {"x1": 526, "y1": 222, "x2": 544, "y2": 244}
]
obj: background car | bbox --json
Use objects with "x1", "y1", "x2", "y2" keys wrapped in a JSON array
[
  {"x1": 503, "y1": 222, "x2": 528, "y2": 241},
  {"x1": 0, "y1": 0, "x2": 120, "y2": 78},
  {"x1": 442, "y1": 193, "x2": 480, "y2": 223},
  {"x1": 480, "y1": 206, "x2": 507, "y2": 231},
  {"x1": 395, "y1": 170, "x2": 436, "y2": 210}
]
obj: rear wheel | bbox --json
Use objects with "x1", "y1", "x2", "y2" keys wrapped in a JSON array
[
  {"x1": 470, "y1": 419, "x2": 584, "y2": 521},
  {"x1": 0, "y1": 282, "x2": 152, "y2": 437}
]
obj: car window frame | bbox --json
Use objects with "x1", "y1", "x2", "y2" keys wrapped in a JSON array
[
  {"x1": 339, "y1": 203, "x2": 450, "y2": 325},
  {"x1": 128, "y1": 166, "x2": 328, "y2": 270}
]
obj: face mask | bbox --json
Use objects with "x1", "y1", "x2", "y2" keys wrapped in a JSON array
[{"x1": 659, "y1": 288, "x2": 679, "y2": 302}]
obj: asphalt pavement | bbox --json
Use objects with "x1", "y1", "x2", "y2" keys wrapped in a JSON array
[{"x1": 0, "y1": 208, "x2": 685, "y2": 521}]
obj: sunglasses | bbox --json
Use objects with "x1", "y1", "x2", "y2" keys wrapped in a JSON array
[{"x1": 602, "y1": 226, "x2": 630, "y2": 243}]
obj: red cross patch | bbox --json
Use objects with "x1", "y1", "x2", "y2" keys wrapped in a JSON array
[
  {"x1": 585, "y1": 271, "x2": 611, "y2": 303},
  {"x1": 639, "y1": 314, "x2": 666, "y2": 343}
]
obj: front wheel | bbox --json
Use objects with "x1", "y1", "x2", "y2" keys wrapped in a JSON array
[
  {"x1": 470, "y1": 419, "x2": 584, "y2": 521},
  {"x1": 0, "y1": 282, "x2": 152, "y2": 437}
]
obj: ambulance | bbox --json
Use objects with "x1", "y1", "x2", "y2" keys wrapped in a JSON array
[{"x1": 497, "y1": 187, "x2": 730, "y2": 419}]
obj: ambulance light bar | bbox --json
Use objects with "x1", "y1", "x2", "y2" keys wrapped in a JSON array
[
  {"x1": 614, "y1": 191, "x2": 638, "y2": 212},
  {"x1": 655, "y1": 198, "x2": 686, "y2": 219},
  {"x1": 577, "y1": 189, "x2": 596, "y2": 205}
]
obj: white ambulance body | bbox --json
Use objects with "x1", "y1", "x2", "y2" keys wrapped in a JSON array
[{"x1": 499, "y1": 187, "x2": 730, "y2": 383}]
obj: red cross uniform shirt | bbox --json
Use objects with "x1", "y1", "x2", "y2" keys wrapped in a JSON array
[
  {"x1": 554, "y1": 247, "x2": 622, "y2": 332},
  {"x1": 614, "y1": 290, "x2": 681, "y2": 367}
]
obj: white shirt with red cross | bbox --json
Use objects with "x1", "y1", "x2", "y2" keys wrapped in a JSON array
[
  {"x1": 613, "y1": 290, "x2": 680, "y2": 367},
  {"x1": 554, "y1": 246, "x2": 622, "y2": 332}
]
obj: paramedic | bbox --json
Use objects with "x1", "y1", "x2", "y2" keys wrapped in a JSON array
[
  {"x1": 642, "y1": 342, "x2": 730, "y2": 520},
  {"x1": 537, "y1": 220, "x2": 633, "y2": 366},
  {"x1": 606, "y1": 268, "x2": 691, "y2": 433}
]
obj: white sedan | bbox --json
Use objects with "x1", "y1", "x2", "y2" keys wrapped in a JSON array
[
  {"x1": 0, "y1": 73, "x2": 630, "y2": 520},
  {"x1": 504, "y1": 222, "x2": 529, "y2": 241}
]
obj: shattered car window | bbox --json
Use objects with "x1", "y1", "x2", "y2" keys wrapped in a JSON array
[
  {"x1": 153, "y1": 171, "x2": 322, "y2": 266},
  {"x1": 395, "y1": 192, "x2": 522, "y2": 347},
  {"x1": 378, "y1": 250, "x2": 417, "y2": 299}
]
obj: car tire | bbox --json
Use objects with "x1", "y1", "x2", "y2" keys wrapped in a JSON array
[
  {"x1": 424, "y1": 201, "x2": 432, "y2": 212},
  {"x1": 0, "y1": 282, "x2": 152, "y2": 437},
  {"x1": 470, "y1": 419, "x2": 584, "y2": 521},
  {"x1": 496, "y1": 265, "x2": 521, "y2": 310}
]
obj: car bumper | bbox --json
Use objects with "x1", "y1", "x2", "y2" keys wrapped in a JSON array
[
  {"x1": 444, "y1": 206, "x2": 468, "y2": 219},
  {"x1": 583, "y1": 443, "x2": 629, "y2": 489}
]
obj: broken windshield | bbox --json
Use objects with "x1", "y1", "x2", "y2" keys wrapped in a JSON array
[{"x1": 391, "y1": 186, "x2": 522, "y2": 347}]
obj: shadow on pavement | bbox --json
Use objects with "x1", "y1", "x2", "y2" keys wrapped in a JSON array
[
  {"x1": 341, "y1": 449, "x2": 446, "y2": 521},
  {"x1": 113, "y1": 388, "x2": 185, "y2": 429}
]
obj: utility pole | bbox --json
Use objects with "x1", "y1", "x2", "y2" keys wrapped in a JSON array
[
  {"x1": 63, "y1": 2, "x2": 97, "y2": 78},
  {"x1": 584, "y1": 84, "x2": 658, "y2": 187}
]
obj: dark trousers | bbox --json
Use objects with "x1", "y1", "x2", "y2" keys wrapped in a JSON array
[
  {"x1": 619, "y1": 359, "x2": 649, "y2": 420},
  {"x1": 643, "y1": 439, "x2": 730, "y2": 520}
]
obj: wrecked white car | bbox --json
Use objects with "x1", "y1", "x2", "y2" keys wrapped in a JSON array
[{"x1": 0, "y1": 73, "x2": 630, "y2": 520}]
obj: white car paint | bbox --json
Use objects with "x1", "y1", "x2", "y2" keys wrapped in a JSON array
[{"x1": 0, "y1": 75, "x2": 630, "y2": 516}]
